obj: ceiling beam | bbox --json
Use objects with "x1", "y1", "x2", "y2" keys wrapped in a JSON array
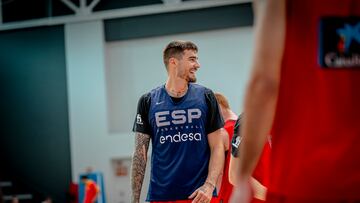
[
  {"x1": 61, "y1": 0, "x2": 79, "y2": 13},
  {"x1": 0, "y1": 0, "x2": 251, "y2": 31}
]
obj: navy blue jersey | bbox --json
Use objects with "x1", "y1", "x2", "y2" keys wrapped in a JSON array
[{"x1": 133, "y1": 83, "x2": 224, "y2": 201}]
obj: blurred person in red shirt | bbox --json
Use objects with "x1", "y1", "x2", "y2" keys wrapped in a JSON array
[
  {"x1": 212, "y1": 93, "x2": 270, "y2": 203},
  {"x1": 80, "y1": 175, "x2": 99, "y2": 203},
  {"x1": 230, "y1": 0, "x2": 360, "y2": 203}
]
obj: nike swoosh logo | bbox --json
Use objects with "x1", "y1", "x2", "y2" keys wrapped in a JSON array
[{"x1": 156, "y1": 101, "x2": 164, "y2": 105}]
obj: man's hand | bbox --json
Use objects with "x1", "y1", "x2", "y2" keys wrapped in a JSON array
[
  {"x1": 196, "y1": 127, "x2": 224, "y2": 203},
  {"x1": 188, "y1": 182, "x2": 215, "y2": 203}
]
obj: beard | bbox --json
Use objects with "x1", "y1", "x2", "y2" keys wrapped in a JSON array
[
  {"x1": 187, "y1": 76, "x2": 197, "y2": 83},
  {"x1": 181, "y1": 73, "x2": 196, "y2": 83},
  {"x1": 178, "y1": 70, "x2": 197, "y2": 83}
]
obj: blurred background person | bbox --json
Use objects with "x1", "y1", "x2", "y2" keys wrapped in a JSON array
[
  {"x1": 230, "y1": 0, "x2": 360, "y2": 203},
  {"x1": 211, "y1": 92, "x2": 238, "y2": 203},
  {"x1": 80, "y1": 175, "x2": 99, "y2": 203},
  {"x1": 213, "y1": 92, "x2": 270, "y2": 203}
]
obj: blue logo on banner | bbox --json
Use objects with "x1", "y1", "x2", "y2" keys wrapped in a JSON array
[
  {"x1": 319, "y1": 17, "x2": 360, "y2": 68},
  {"x1": 336, "y1": 22, "x2": 360, "y2": 53}
]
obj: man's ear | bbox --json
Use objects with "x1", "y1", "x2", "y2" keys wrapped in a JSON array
[{"x1": 169, "y1": 57, "x2": 178, "y2": 66}]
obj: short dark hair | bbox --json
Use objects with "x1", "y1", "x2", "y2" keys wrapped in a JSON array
[
  {"x1": 80, "y1": 175, "x2": 88, "y2": 180},
  {"x1": 163, "y1": 40, "x2": 198, "y2": 69}
]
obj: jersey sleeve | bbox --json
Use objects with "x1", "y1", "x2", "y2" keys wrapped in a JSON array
[
  {"x1": 231, "y1": 114, "x2": 243, "y2": 157},
  {"x1": 132, "y1": 93, "x2": 152, "y2": 135},
  {"x1": 205, "y1": 88, "x2": 224, "y2": 134}
]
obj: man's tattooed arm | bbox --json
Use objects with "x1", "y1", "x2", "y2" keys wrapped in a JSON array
[{"x1": 131, "y1": 132, "x2": 151, "y2": 203}]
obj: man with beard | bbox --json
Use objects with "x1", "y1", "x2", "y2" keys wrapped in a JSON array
[{"x1": 131, "y1": 40, "x2": 225, "y2": 203}]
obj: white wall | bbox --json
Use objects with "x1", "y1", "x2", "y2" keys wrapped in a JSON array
[{"x1": 65, "y1": 20, "x2": 254, "y2": 203}]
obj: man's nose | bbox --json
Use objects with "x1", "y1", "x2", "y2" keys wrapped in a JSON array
[{"x1": 195, "y1": 61, "x2": 200, "y2": 69}]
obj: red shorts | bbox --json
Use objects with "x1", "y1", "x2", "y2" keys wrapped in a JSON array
[{"x1": 266, "y1": 193, "x2": 360, "y2": 203}]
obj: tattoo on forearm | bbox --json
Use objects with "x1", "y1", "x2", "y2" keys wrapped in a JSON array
[
  {"x1": 131, "y1": 132, "x2": 150, "y2": 203},
  {"x1": 206, "y1": 171, "x2": 218, "y2": 188}
]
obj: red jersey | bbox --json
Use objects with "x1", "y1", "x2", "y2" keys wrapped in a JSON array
[
  {"x1": 83, "y1": 180, "x2": 98, "y2": 203},
  {"x1": 211, "y1": 119, "x2": 271, "y2": 203},
  {"x1": 270, "y1": 0, "x2": 360, "y2": 199},
  {"x1": 252, "y1": 138, "x2": 271, "y2": 188},
  {"x1": 211, "y1": 119, "x2": 236, "y2": 203}
]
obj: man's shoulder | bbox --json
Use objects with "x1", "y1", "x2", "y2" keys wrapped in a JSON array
[
  {"x1": 148, "y1": 84, "x2": 165, "y2": 95},
  {"x1": 190, "y1": 83, "x2": 212, "y2": 93},
  {"x1": 137, "y1": 85, "x2": 166, "y2": 106},
  {"x1": 190, "y1": 83, "x2": 205, "y2": 89},
  {"x1": 139, "y1": 85, "x2": 163, "y2": 99},
  {"x1": 138, "y1": 92, "x2": 151, "y2": 102}
]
